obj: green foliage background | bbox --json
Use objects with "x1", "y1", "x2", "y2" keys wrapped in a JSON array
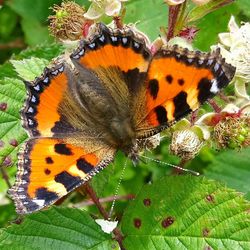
[{"x1": 0, "y1": 0, "x2": 250, "y2": 249}]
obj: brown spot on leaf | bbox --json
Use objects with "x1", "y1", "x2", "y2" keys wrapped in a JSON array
[
  {"x1": 204, "y1": 246, "x2": 212, "y2": 250},
  {"x1": 3, "y1": 156, "x2": 12, "y2": 166},
  {"x1": 133, "y1": 218, "x2": 142, "y2": 229},
  {"x1": 206, "y1": 194, "x2": 214, "y2": 202},
  {"x1": 161, "y1": 216, "x2": 174, "y2": 228},
  {"x1": 0, "y1": 140, "x2": 4, "y2": 148},
  {"x1": 203, "y1": 228, "x2": 210, "y2": 237},
  {"x1": 9, "y1": 139, "x2": 18, "y2": 147},
  {"x1": 0, "y1": 102, "x2": 7, "y2": 111},
  {"x1": 162, "y1": 216, "x2": 174, "y2": 228},
  {"x1": 143, "y1": 198, "x2": 151, "y2": 206}
]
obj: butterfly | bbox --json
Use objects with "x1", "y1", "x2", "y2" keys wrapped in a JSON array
[{"x1": 9, "y1": 23, "x2": 235, "y2": 214}]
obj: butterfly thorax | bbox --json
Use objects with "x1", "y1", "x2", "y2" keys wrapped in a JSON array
[{"x1": 108, "y1": 116, "x2": 137, "y2": 153}]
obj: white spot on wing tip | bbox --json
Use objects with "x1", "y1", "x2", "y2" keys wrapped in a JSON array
[
  {"x1": 210, "y1": 79, "x2": 219, "y2": 94},
  {"x1": 33, "y1": 199, "x2": 45, "y2": 207}
]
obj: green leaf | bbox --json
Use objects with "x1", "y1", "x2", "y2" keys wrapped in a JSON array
[
  {"x1": 237, "y1": 0, "x2": 250, "y2": 18},
  {"x1": 21, "y1": 18, "x2": 53, "y2": 46},
  {"x1": 11, "y1": 57, "x2": 49, "y2": 81},
  {"x1": 16, "y1": 43, "x2": 63, "y2": 61},
  {"x1": 125, "y1": 0, "x2": 167, "y2": 41},
  {"x1": 204, "y1": 148, "x2": 250, "y2": 199},
  {"x1": 0, "y1": 203, "x2": 16, "y2": 228},
  {"x1": 7, "y1": 0, "x2": 61, "y2": 23},
  {"x1": 187, "y1": 0, "x2": 234, "y2": 23},
  {"x1": 0, "y1": 6, "x2": 18, "y2": 39},
  {"x1": 0, "y1": 62, "x2": 17, "y2": 79},
  {"x1": 121, "y1": 175, "x2": 250, "y2": 249},
  {"x1": 91, "y1": 162, "x2": 115, "y2": 197},
  {"x1": 0, "y1": 207, "x2": 119, "y2": 249},
  {"x1": 0, "y1": 77, "x2": 27, "y2": 166},
  {"x1": 193, "y1": 3, "x2": 240, "y2": 51}
]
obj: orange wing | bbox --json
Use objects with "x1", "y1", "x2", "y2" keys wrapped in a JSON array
[
  {"x1": 9, "y1": 138, "x2": 115, "y2": 214},
  {"x1": 71, "y1": 23, "x2": 151, "y2": 92},
  {"x1": 21, "y1": 64, "x2": 75, "y2": 137},
  {"x1": 144, "y1": 46, "x2": 235, "y2": 128}
]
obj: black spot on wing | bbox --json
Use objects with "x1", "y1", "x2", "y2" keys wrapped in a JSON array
[
  {"x1": 148, "y1": 79, "x2": 159, "y2": 99},
  {"x1": 166, "y1": 75, "x2": 173, "y2": 84},
  {"x1": 51, "y1": 116, "x2": 77, "y2": 134},
  {"x1": 216, "y1": 70, "x2": 230, "y2": 89},
  {"x1": 55, "y1": 171, "x2": 81, "y2": 192},
  {"x1": 173, "y1": 91, "x2": 192, "y2": 120},
  {"x1": 197, "y1": 78, "x2": 213, "y2": 104},
  {"x1": 76, "y1": 158, "x2": 93, "y2": 174},
  {"x1": 45, "y1": 157, "x2": 53, "y2": 164},
  {"x1": 123, "y1": 68, "x2": 147, "y2": 93},
  {"x1": 155, "y1": 105, "x2": 168, "y2": 124},
  {"x1": 44, "y1": 168, "x2": 51, "y2": 175},
  {"x1": 36, "y1": 187, "x2": 58, "y2": 201},
  {"x1": 54, "y1": 144, "x2": 72, "y2": 155},
  {"x1": 178, "y1": 79, "x2": 185, "y2": 86}
]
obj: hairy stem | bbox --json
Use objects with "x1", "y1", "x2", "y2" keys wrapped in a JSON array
[
  {"x1": 208, "y1": 99, "x2": 222, "y2": 113},
  {"x1": 167, "y1": 5, "x2": 181, "y2": 41}
]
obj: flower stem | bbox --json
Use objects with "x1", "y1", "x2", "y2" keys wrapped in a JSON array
[
  {"x1": 208, "y1": 99, "x2": 222, "y2": 113},
  {"x1": 167, "y1": 5, "x2": 181, "y2": 41},
  {"x1": 84, "y1": 183, "x2": 125, "y2": 250}
]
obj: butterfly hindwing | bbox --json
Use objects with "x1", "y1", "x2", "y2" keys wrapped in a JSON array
[{"x1": 9, "y1": 138, "x2": 115, "y2": 214}]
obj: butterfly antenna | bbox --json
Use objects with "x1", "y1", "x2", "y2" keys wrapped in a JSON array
[
  {"x1": 139, "y1": 155, "x2": 200, "y2": 176},
  {"x1": 108, "y1": 159, "x2": 128, "y2": 220}
]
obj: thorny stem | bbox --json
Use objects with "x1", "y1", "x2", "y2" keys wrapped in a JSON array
[
  {"x1": 84, "y1": 183, "x2": 125, "y2": 250},
  {"x1": 208, "y1": 99, "x2": 222, "y2": 113},
  {"x1": 167, "y1": 5, "x2": 181, "y2": 41},
  {"x1": 0, "y1": 167, "x2": 11, "y2": 188}
]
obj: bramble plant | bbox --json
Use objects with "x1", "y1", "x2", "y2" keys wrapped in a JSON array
[{"x1": 0, "y1": 0, "x2": 250, "y2": 249}]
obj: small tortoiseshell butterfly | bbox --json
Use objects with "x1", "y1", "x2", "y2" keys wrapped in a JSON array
[{"x1": 9, "y1": 23, "x2": 235, "y2": 214}]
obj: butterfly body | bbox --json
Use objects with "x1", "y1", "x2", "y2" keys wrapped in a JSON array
[{"x1": 9, "y1": 23, "x2": 235, "y2": 214}]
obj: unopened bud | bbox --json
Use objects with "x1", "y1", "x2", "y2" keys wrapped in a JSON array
[
  {"x1": 214, "y1": 116, "x2": 250, "y2": 149},
  {"x1": 170, "y1": 130, "x2": 203, "y2": 160}
]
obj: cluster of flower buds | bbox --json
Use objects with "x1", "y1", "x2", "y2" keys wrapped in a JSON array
[{"x1": 49, "y1": 1, "x2": 127, "y2": 41}]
